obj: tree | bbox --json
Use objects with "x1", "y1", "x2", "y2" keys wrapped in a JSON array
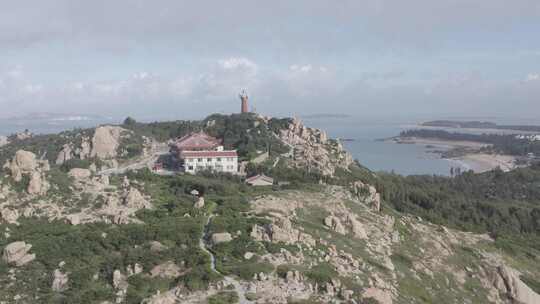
[{"x1": 123, "y1": 117, "x2": 137, "y2": 126}]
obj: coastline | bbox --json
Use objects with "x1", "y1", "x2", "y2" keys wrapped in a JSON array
[{"x1": 388, "y1": 136, "x2": 516, "y2": 173}]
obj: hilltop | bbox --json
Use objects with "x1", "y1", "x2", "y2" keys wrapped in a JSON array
[{"x1": 0, "y1": 113, "x2": 539, "y2": 303}]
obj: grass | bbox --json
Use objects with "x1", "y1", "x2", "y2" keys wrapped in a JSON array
[{"x1": 207, "y1": 291, "x2": 239, "y2": 304}]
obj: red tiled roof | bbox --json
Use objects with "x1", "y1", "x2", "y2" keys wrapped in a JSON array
[
  {"x1": 172, "y1": 132, "x2": 221, "y2": 150},
  {"x1": 180, "y1": 150, "x2": 238, "y2": 158}
]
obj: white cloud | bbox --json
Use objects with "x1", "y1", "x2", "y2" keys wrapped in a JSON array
[
  {"x1": 218, "y1": 58, "x2": 257, "y2": 73},
  {"x1": 526, "y1": 73, "x2": 540, "y2": 82}
]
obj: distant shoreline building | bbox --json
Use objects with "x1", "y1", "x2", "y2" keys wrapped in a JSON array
[{"x1": 170, "y1": 132, "x2": 238, "y2": 174}]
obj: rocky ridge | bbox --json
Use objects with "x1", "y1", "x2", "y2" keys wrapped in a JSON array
[
  {"x1": 0, "y1": 116, "x2": 539, "y2": 303},
  {"x1": 279, "y1": 118, "x2": 354, "y2": 176}
]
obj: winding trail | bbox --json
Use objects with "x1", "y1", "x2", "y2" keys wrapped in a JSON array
[{"x1": 200, "y1": 214, "x2": 253, "y2": 304}]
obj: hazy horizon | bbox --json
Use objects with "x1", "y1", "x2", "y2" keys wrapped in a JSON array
[{"x1": 1, "y1": 1, "x2": 539, "y2": 120}]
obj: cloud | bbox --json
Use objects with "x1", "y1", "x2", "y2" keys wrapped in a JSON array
[
  {"x1": 526, "y1": 73, "x2": 540, "y2": 82},
  {"x1": 1, "y1": 2, "x2": 540, "y2": 119}
]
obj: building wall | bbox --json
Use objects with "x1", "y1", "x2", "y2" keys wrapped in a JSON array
[{"x1": 184, "y1": 156, "x2": 238, "y2": 174}]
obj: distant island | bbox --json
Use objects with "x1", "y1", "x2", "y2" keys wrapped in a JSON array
[
  {"x1": 422, "y1": 120, "x2": 540, "y2": 132},
  {"x1": 390, "y1": 128, "x2": 540, "y2": 173}
]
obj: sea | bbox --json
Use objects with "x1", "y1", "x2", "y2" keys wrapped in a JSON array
[{"x1": 1, "y1": 114, "x2": 537, "y2": 177}]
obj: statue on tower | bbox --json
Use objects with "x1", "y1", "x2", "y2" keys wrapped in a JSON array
[{"x1": 239, "y1": 89, "x2": 249, "y2": 113}]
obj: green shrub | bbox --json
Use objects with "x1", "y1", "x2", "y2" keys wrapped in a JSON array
[
  {"x1": 305, "y1": 263, "x2": 337, "y2": 285},
  {"x1": 207, "y1": 291, "x2": 239, "y2": 304}
]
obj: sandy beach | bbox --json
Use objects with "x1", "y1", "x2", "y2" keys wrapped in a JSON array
[
  {"x1": 390, "y1": 136, "x2": 516, "y2": 173},
  {"x1": 453, "y1": 154, "x2": 516, "y2": 173}
]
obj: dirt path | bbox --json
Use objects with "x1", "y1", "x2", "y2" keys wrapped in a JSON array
[{"x1": 200, "y1": 214, "x2": 253, "y2": 304}]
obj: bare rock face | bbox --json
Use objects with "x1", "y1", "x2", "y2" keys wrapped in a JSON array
[
  {"x1": 16, "y1": 130, "x2": 32, "y2": 140},
  {"x1": 1, "y1": 209, "x2": 20, "y2": 224},
  {"x1": 193, "y1": 196, "x2": 205, "y2": 209},
  {"x1": 278, "y1": 118, "x2": 353, "y2": 176},
  {"x1": 4, "y1": 150, "x2": 50, "y2": 195},
  {"x1": 56, "y1": 144, "x2": 73, "y2": 165},
  {"x1": 6, "y1": 150, "x2": 37, "y2": 182},
  {"x1": 488, "y1": 265, "x2": 540, "y2": 304},
  {"x1": 52, "y1": 269, "x2": 69, "y2": 292},
  {"x1": 324, "y1": 215, "x2": 346, "y2": 235},
  {"x1": 91, "y1": 126, "x2": 124, "y2": 159},
  {"x1": 79, "y1": 137, "x2": 92, "y2": 160},
  {"x1": 126, "y1": 263, "x2": 143, "y2": 276},
  {"x1": 27, "y1": 171, "x2": 49, "y2": 195},
  {"x1": 346, "y1": 214, "x2": 368, "y2": 239},
  {"x1": 123, "y1": 188, "x2": 151, "y2": 210},
  {"x1": 112, "y1": 269, "x2": 128, "y2": 302},
  {"x1": 352, "y1": 181, "x2": 381, "y2": 212},
  {"x1": 2, "y1": 241, "x2": 36, "y2": 266},
  {"x1": 68, "y1": 168, "x2": 92, "y2": 180},
  {"x1": 150, "y1": 261, "x2": 182, "y2": 279},
  {"x1": 363, "y1": 287, "x2": 393, "y2": 304},
  {"x1": 211, "y1": 232, "x2": 233, "y2": 244}
]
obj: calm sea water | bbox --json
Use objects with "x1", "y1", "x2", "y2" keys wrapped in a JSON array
[{"x1": 304, "y1": 117, "x2": 458, "y2": 176}]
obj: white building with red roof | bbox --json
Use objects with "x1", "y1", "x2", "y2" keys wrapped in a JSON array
[{"x1": 170, "y1": 132, "x2": 238, "y2": 174}]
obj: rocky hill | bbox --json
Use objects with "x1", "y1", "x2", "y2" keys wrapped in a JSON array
[{"x1": 0, "y1": 114, "x2": 538, "y2": 304}]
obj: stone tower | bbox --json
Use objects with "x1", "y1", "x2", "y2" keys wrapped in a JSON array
[{"x1": 239, "y1": 90, "x2": 249, "y2": 113}]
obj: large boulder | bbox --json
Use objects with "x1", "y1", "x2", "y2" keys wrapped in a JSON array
[
  {"x1": 27, "y1": 171, "x2": 48, "y2": 195},
  {"x1": 491, "y1": 265, "x2": 540, "y2": 304},
  {"x1": 112, "y1": 269, "x2": 128, "y2": 291},
  {"x1": 68, "y1": 168, "x2": 92, "y2": 180},
  {"x1": 2, "y1": 241, "x2": 36, "y2": 266},
  {"x1": 123, "y1": 188, "x2": 151, "y2": 210},
  {"x1": 6, "y1": 150, "x2": 38, "y2": 182},
  {"x1": 52, "y1": 269, "x2": 69, "y2": 292},
  {"x1": 150, "y1": 261, "x2": 182, "y2": 279},
  {"x1": 56, "y1": 144, "x2": 73, "y2": 165},
  {"x1": 353, "y1": 181, "x2": 381, "y2": 212},
  {"x1": 91, "y1": 126, "x2": 124, "y2": 159},
  {"x1": 1, "y1": 209, "x2": 20, "y2": 224},
  {"x1": 324, "y1": 215, "x2": 346, "y2": 235},
  {"x1": 211, "y1": 232, "x2": 233, "y2": 244}
]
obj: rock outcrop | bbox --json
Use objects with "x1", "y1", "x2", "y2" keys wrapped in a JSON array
[
  {"x1": 27, "y1": 171, "x2": 48, "y2": 195},
  {"x1": 352, "y1": 181, "x2": 381, "y2": 212},
  {"x1": 4, "y1": 150, "x2": 50, "y2": 195},
  {"x1": 279, "y1": 118, "x2": 353, "y2": 176},
  {"x1": 150, "y1": 261, "x2": 183, "y2": 279},
  {"x1": 123, "y1": 187, "x2": 151, "y2": 210},
  {"x1": 68, "y1": 168, "x2": 92, "y2": 180},
  {"x1": 5, "y1": 150, "x2": 38, "y2": 182},
  {"x1": 52, "y1": 269, "x2": 69, "y2": 292},
  {"x1": 1, "y1": 209, "x2": 20, "y2": 224},
  {"x1": 90, "y1": 126, "x2": 124, "y2": 159},
  {"x1": 324, "y1": 215, "x2": 346, "y2": 235},
  {"x1": 56, "y1": 144, "x2": 73, "y2": 165},
  {"x1": 211, "y1": 233, "x2": 233, "y2": 244},
  {"x1": 113, "y1": 270, "x2": 128, "y2": 303},
  {"x1": 2, "y1": 241, "x2": 36, "y2": 266},
  {"x1": 486, "y1": 265, "x2": 540, "y2": 304},
  {"x1": 193, "y1": 197, "x2": 205, "y2": 209}
]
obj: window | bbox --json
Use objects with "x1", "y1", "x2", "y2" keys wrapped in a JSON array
[
  {"x1": 217, "y1": 158, "x2": 221, "y2": 162},
  {"x1": 188, "y1": 166, "x2": 193, "y2": 170},
  {"x1": 207, "y1": 158, "x2": 212, "y2": 162},
  {"x1": 198, "y1": 158, "x2": 202, "y2": 162}
]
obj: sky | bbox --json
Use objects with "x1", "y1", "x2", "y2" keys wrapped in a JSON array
[{"x1": 0, "y1": 0, "x2": 539, "y2": 121}]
